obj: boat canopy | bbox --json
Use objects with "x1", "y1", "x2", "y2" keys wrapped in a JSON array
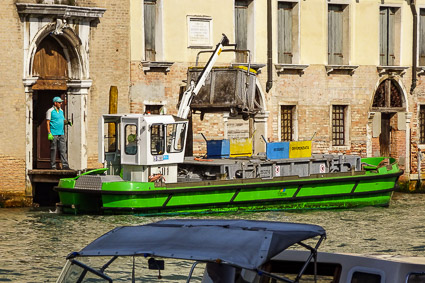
[{"x1": 70, "y1": 219, "x2": 326, "y2": 271}]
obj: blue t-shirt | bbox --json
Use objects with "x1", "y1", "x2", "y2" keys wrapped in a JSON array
[{"x1": 46, "y1": 106, "x2": 65, "y2": 135}]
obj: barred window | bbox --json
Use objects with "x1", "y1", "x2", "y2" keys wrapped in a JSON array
[
  {"x1": 332, "y1": 105, "x2": 346, "y2": 146},
  {"x1": 420, "y1": 105, "x2": 425, "y2": 144},
  {"x1": 281, "y1": 105, "x2": 294, "y2": 141}
]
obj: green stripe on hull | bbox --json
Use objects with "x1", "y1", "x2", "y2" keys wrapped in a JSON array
[{"x1": 103, "y1": 193, "x2": 392, "y2": 216}]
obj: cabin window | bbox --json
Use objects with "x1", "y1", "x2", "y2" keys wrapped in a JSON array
[
  {"x1": 281, "y1": 105, "x2": 294, "y2": 141},
  {"x1": 166, "y1": 123, "x2": 186, "y2": 153},
  {"x1": 350, "y1": 271, "x2": 381, "y2": 283},
  {"x1": 328, "y1": 4, "x2": 349, "y2": 65},
  {"x1": 379, "y1": 7, "x2": 400, "y2": 66},
  {"x1": 420, "y1": 105, "x2": 425, "y2": 144},
  {"x1": 332, "y1": 105, "x2": 347, "y2": 146},
  {"x1": 124, "y1": 124, "x2": 138, "y2": 155},
  {"x1": 408, "y1": 273, "x2": 425, "y2": 282},
  {"x1": 144, "y1": 0, "x2": 156, "y2": 61},
  {"x1": 104, "y1": 122, "x2": 118, "y2": 153},
  {"x1": 151, "y1": 124, "x2": 165, "y2": 155},
  {"x1": 267, "y1": 260, "x2": 342, "y2": 282}
]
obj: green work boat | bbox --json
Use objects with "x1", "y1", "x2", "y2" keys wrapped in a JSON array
[
  {"x1": 55, "y1": 137, "x2": 403, "y2": 215},
  {"x1": 55, "y1": 36, "x2": 403, "y2": 215}
]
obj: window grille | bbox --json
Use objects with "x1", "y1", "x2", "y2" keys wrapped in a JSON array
[
  {"x1": 332, "y1": 105, "x2": 345, "y2": 146},
  {"x1": 420, "y1": 106, "x2": 425, "y2": 144},
  {"x1": 281, "y1": 105, "x2": 293, "y2": 141}
]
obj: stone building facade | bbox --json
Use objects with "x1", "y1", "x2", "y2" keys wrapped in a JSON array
[
  {"x1": 2, "y1": 0, "x2": 425, "y2": 207},
  {"x1": 128, "y1": 0, "x2": 422, "y2": 186},
  {"x1": 0, "y1": 0, "x2": 130, "y2": 206}
]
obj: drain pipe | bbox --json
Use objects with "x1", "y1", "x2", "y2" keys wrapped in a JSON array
[
  {"x1": 266, "y1": 0, "x2": 273, "y2": 92},
  {"x1": 410, "y1": 0, "x2": 417, "y2": 94}
]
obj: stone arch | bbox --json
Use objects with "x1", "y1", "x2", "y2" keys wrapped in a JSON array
[
  {"x1": 368, "y1": 76, "x2": 408, "y2": 170},
  {"x1": 371, "y1": 76, "x2": 407, "y2": 112},
  {"x1": 26, "y1": 23, "x2": 87, "y2": 81}
]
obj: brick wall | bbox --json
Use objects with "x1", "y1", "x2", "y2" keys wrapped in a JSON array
[{"x1": 0, "y1": 1, "x2": 27, "y2": 205}]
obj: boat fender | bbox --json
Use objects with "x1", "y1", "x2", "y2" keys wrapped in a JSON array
[
  {"x1": 194, "y1": 157, "x2": 213, "y2": 162},
  {"x1": 149, "y1": 174, "x2": 165, "y2": 182}
]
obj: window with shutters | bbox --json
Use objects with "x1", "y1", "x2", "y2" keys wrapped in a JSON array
[
  {"x1": 281, "y1": 105, "x2": 295, "y2": 141},
  {"x1": 332, "y1": 105, "x2": 347, "y2": 146},
  {"x1": 420, "y1": 105, "x2": 425, "y2": 144},
  {"x1": 420, "y1": 9, "x2": 425, "y2": 66},
  {"x1": 235, "y1": 0, "x2": 253, "y2": 63},
  {"x1": 379, "y1": 7, "x2": 401, "y2": 66},
  {"x1": 278, "y1": 2, "x2": 299, "y2": 64},
  {"x1": 328, "y1": 4, "x2": 349, "y2": 65},
  {"x1": 144, "y1": 0, "x2": 156, "y2": 61}
]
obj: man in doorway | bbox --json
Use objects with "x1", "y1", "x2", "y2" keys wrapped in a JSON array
[{"x1": 46, "y1": 96, "x2": 72, "y2": 170}]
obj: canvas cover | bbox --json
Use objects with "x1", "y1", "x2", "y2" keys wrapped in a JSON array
[{"x1": 75, "y1": 219, "x2": 326, "y2": 270}]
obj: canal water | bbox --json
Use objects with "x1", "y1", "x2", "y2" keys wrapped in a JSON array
[{"x1": 1, "y1": 192, "x2": 425, "y2": 282}]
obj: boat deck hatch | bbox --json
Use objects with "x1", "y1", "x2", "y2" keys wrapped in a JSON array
[{"x1": 75, "y1": 175, "x2": 123, "y2": 190}]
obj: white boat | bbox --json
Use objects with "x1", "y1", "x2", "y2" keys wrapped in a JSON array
[
  {"x1": 272, "y1": 250, "x2": 425, "y2": 283},
  {"x1": 55, "y1": 219, "x2": 425, "y2": 283}
]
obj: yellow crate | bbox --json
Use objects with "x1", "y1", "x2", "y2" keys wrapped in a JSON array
[
  {"x1": 289, "y1": 141, "x2": 312, "y2": 158},
  {"x1": 230, "y1": 138, "x2": 253, "y2": 157}
]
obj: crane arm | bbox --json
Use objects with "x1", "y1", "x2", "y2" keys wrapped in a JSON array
[{"x1": 177, "y1": 34, "x2": 230, "y2": 119}]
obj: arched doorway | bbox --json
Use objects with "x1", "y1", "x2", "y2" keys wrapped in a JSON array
[
  {"x1": 371, "y1": 78, "x2": 406, "y2": 158},
  {"x1": 32, "y1": 36, "x2": 69, "y2": 169}
]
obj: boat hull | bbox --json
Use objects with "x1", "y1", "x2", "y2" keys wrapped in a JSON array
[{"x1": 56, "y1": 158, "x2": 402, "y2": 215}]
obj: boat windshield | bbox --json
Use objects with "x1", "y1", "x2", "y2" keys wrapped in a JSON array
[{"x1": 57, "y1": 259, "x2": 112, "y2": 283}]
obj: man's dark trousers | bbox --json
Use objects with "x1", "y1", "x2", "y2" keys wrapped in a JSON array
[{"x1": 50, "y1": 135, "x2": 69, "y2": 169}]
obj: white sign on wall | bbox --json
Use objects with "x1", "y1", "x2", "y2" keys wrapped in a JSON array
[{"x1": 187, "y1": 16, "x2": 212, "y2": 47}]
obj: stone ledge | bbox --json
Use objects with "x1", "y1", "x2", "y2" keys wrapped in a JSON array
[
  {"x1": 275, "y1": 64, "x2": 309, "y2": 75},
  {"x1": 16, "y1": 3, "x2": 106, "y2": 20},
  {"x1": 140, "y1": 61, "x2": 174, "y2": 72},
  {"x1": 325, "y1": 65, "x2": 358, "y2": 75},
  {"x1": 377, "y1": 66, "x2": 409, "y2": 76}
]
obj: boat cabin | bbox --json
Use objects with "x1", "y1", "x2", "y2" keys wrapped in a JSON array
[{"x1": 99, "y1": 114, "x2": 188, "y2": 182}]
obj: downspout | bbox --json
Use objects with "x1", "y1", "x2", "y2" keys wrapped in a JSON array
[
  {"x1": 266, "y1": 0, "x2": 273, "y2": 92},
  {"x1": 410, "y1": 0, "x2": 417, "y2": 94}
]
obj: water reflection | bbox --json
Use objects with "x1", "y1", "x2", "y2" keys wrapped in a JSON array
[{"x1": 1, "y1": 193, "x2": 425, "y2": 282}]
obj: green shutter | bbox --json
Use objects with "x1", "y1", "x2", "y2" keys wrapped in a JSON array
[
  {"x1": 144, "y1": 1, "x2": 156, "y2": 61},
  {"x1": 278, "y1": 2, "x2": 293, "y2": 64},
  {"x1": 379, "y1": 7, "x2": 396, "y2": 66},
  {"x1": 379, "y1": 8, "x2": 388, "y2": 65},
  {"x1": 388, "y1": 8, "x2": 395, "y2": 65},
  {"x1": 420, "y1": 9, "x2": 425, "y2": 66},
  {"x1": 328, "y1": 5, "x2": 343, "y2": 65},
  {"x1": 235, "y1": 0, "x2": 248, "y2": 62}
]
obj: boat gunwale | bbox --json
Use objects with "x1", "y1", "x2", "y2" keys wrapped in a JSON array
[{"x1": 55, "y1": 169, "x2": 403, "y2": 196}]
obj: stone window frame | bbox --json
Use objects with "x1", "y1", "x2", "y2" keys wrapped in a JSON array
[
  {"x1": 234, "y1": 0, "x2": 256, "y2": 63},
  {"x1": 278, "y1": 103, "x2": 298, "y2": 142},
  {"x1": 329, "y1": 103, "x2": 351, "y2": 149},
  {"x1": 276, "y1": 0, "x2": 300, "y2": 65},
  {"x1": 379, "y1": 4, "x2": 402, "y2": 66},
  {"x1": 327, "y1": 2, "x2": 350, "y2": 66}
]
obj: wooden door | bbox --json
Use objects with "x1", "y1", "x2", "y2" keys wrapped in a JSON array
[
  {"x1": 33, "y1": 91, "x2": 67, "y2": 169},
  {"x1": 379, "y1": 113, "x2": 392, "y2": 157},
  {"x1": 32, "y1": 36, "x2": 69, "y2": 168}
]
